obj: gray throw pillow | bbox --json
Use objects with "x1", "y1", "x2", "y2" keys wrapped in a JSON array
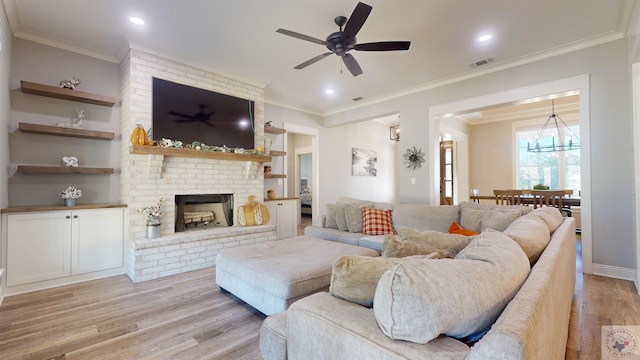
[
  {"x1": 325, "y1": 203, "x2": 338, "y2": 229},
  {"x1": 335, "y1": 205, "x2": 349, "y2": 231},
  {"x1": 345, "y1": 205, "x2": 364, "y2": 233}
]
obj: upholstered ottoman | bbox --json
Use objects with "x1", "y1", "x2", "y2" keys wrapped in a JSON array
[{"x1": 215, "y1": 236, "x2": 379, "y2": 315}]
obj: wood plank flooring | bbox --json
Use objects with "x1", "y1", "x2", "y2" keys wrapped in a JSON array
[{"x1": 0, "y1": 231, "x2": 638, "y2": 359}]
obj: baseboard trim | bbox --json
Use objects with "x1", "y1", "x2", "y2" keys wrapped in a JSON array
[{"x1": 592, "y1": 263, "x2": 636, "y2": 281}]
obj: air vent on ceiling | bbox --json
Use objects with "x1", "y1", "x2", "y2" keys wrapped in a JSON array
[
  {"x1": 352, "y1": 97, "x2": 364, "y2": 101},
  {"x1": 470, "y1": 57, "x2": 495, "y2": 68}
]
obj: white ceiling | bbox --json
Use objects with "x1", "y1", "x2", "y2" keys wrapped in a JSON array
[{"x1": 2, "y1": 0, "x2": 635, "y2": 116}]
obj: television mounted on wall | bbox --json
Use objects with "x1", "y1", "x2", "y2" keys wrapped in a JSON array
[{"x1": 152, "y1": 77, "x2": 255, "y2": 149}]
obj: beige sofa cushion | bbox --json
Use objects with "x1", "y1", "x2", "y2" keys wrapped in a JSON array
[
  {"x1": 398, "y1": 226, "x2": 473, "y2": 253},
  {"x1": 503, "y1": 213, "x2": 551, "y2": 264},
  {"x1": 325, "y1": 203, "x2": 339, "y2": 229},
  {"x1": 329, "y1": 255, "x2": 411, "y2": 307},
  {"x1": 334, "y1": 205, "x2": 349, "y2": 231},
  {"x1": 459, "y1": 201, "x2": 532, "y2": 232},
  {"x1": 529, "y1": 206, "x2": 564, "y2": 232},
  {"x1": 392, "y1": 204, "x2": 460, "y2": 233},
  {"x1": 330, "y1": 253, "x2": 448, "y2": 308},
  {"x1": 345, "y1": 205, "x2": 364, "y2": 233},
  {"x1": 373, "y1": 230, "x2": 530, "y2": 344},
  {"x1": 382, "y1": 235, "x2": 457, "y2": 258}
]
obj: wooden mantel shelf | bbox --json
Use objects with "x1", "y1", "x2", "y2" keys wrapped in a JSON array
[
  {"x1": 20, "y1": 80, "x2": 116, "y2": 107},
  {"x1": 129, "y1": 145, "x2": 272, "y2": 162}
]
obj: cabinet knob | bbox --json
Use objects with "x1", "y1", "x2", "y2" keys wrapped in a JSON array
[
  {"x1": 73, "y1": 215, "x2": 78, "y2": 218},
  {"x1": 66, "y1": 215, "x2": 71, "y2": 219}
]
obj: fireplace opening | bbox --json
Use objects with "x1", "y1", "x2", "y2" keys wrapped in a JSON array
[{"x1": 175, "y1": 194, "x2": 233, "y2": 232}]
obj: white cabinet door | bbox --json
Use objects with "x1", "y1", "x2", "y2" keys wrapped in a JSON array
[
  {"x1": 265, "y1": 202, "x2": 279, "y2": 227},
  {"x1": 7, "y1": 212, "x2": 71, "y2": 286},
  {"x1": 277, "y1": 200, "x2": 298, "y2": 239},
  {"x1": 265, "y1": 200, "x2": 298, "y2": 239},
  {"x1": 72, "y1": 208, "x2": 124, "y2": 275}
]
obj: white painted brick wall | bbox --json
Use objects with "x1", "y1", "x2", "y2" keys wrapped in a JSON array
[{"x1": 120, "y1": 49, "x2": 274, "y2": 282}]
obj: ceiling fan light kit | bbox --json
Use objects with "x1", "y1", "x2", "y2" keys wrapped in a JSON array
[{"x1": 276, "y1": 2, "x2": 411, "y2": 76}]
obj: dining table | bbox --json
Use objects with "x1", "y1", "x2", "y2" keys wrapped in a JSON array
[{"x1": 470, "y1": 190, "x2": 581, "y2": 208}]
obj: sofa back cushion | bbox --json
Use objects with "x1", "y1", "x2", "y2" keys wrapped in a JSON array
[
  {"x1": 373, "y1": 230, "x2": 530, "y2": 344},
  {"x1": 330, "y1": 254, "x2": 437, "y2": 308},
  {"x1": 382, "y1": 235, "x2": 457, "y2": 258},
  {"x1": 392, "y1": 204, "x2": 460, "y2": 233},
  {"x1": 459, "y1": 202, "x2": 530, "y2": 232},
  {"x1": 398, "y1": 226, "x2": 473, "y2": 254},
  {"x1": 503, "y1": 212, "x2": 551, "y2": 264}
]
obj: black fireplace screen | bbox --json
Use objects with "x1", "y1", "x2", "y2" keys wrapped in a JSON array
[{"x1": 175, "y1": 194, "x2": 233, "y2": 232}]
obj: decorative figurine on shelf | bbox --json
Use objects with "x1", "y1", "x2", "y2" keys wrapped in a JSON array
[
  {"x1": 60, "y1": 186, "x2": 82, "y2": 206},
  {"x1": 267, "y1": 189, "x2": 276, "y2": 199},
  {"x1": 59, "y1": 77, "x2": 81, "y2": 90},
  {"x1": 265, "y1": 121, "x2": 274, "y2": 127},
  {"x1": 62, "y1": 156, "x2": 79, "y2": 167},
  {"x1": 237, "y1": 195, "x2": 270, "y2": 226},
  {"x1": 57, "y1": 109, "x2": 85, "y2": 128},
  {"x1": 264, "y1": 165, "x2": 272, "y2": 174}
]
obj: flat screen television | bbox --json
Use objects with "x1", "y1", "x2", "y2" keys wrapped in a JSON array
[{"x1": 152, "y1": 77, "x2": 255, "y2": 149}]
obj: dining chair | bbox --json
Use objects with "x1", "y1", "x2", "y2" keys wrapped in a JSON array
[
  {"x1": 493, "y1": 189, "x2": 524, "y2": 205},
  {"x1": 530, "y1": 190, "x2": 572, "y2": 217}
]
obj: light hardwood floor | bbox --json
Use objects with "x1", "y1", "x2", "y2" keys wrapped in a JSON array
[{"x1": 0, "y1": 234, "x2": 637, "y2": 359}]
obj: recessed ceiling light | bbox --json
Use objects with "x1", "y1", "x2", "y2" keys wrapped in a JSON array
[
  {"x1": 129, "y1": 16, "x2": 145, "y2": 25},
  {"x1": 325, "y1": 89, "x2": 335, "y2": 95},
  {"x1": 478, "y1": 34, "x2": 492, "y2": 42}
]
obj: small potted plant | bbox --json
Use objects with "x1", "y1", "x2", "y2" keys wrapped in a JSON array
[
  {"x1": 60, "y1": 186, "x2": 82, "y2": 206},
  {"x1": 138, "y1": 197, "x2": 165, "y2": 238}
]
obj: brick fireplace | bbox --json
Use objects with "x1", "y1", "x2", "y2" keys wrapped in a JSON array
[{"x1": 119, "y1": 49, "x2": 275, "y2": 282}]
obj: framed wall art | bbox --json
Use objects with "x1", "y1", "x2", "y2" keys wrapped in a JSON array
[{"x1": 352, "y1": 148, "x2": 377, "y2": 176}]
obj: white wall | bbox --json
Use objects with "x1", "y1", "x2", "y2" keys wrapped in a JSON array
[
  {"x1": 317, "y1": 120, "x2": 398, "y2": 212},
  {"x1": 322, "y1": 39, "x2": 635, "y2": 272},
  {"x1": 0, "y1": 5, "x2": 11, "y2": 209},
  {"x1": 9, "y1": 39, "x2": 120, "y2": 206}
]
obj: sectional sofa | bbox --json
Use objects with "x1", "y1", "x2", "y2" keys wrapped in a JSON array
[{"x1": 260, "y1": 199, "x2": 577, "y2": 359}]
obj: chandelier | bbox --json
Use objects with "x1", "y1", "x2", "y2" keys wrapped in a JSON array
[{"x1": 527, "y1": 99, "x2": 580, "y2": 153}]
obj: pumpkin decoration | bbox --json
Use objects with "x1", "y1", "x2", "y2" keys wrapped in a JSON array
[
  {"x1": 237, "y1": 195, "x2": 270, "y2": 226},
  {"x1": 130, "y1": 124, "x2": 148, "y2": 145}
]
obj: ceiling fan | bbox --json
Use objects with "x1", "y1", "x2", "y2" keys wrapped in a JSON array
[
  {"x1": 169, "y1": 105, "x2": 216, "y2": 127},
  {"x1": 276, "y1": 2, "x2": 411, "y2": 77}
]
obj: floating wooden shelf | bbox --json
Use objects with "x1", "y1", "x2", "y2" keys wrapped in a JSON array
[
  {"x1": 269, "y1": 150, "x2": 286, "y2": 156},
  {"x1": 129, "y1": 145, "x2": 272, "y2": 162},
  {"x1": 264, "y1": 174, "x2": 286, "y2": 178},
  {"x1": 17, "y1": 165, "x2": 115, "y2": 174},
  {"x1": 20, "y1": 80, "x2": 116, "y2": 107},
  {"x1": 264, "y1": 126, "x2": 286, "y2": 135},
  {"x1": 18, "y1": 122, "x2": 115, "y2": 140}
]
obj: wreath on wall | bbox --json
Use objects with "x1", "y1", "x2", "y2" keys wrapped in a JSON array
[{"x1": 403, "y1": 146, "x2": 425, "y2": 170}]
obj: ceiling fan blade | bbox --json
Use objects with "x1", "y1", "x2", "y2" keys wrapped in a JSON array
[
  {"x1": 342, "y1": 54, "x2": 363, "y2": 76},
  {"x1": 355, "y1": 41, "x2": 411, "y2": 51},
  {"x1": 276, "y1": 28, "x2": 327, "y2": 46},
  {"x1": 294, "y1": 52, "x2": 333, "y2": 69},
  {"x1": 168, "y1": 111, "x2": 195, "y2": 118},
  {"x1": 343, "y1": 2, "x2": 372, "y2": 39},
  {"x1": 174, "y1": 118, "x2": 197, "y2": 123}
]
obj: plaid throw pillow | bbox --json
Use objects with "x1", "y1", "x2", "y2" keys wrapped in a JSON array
[{"x1": 362, "y1": 208, "x2": 396, "y2": 235}]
